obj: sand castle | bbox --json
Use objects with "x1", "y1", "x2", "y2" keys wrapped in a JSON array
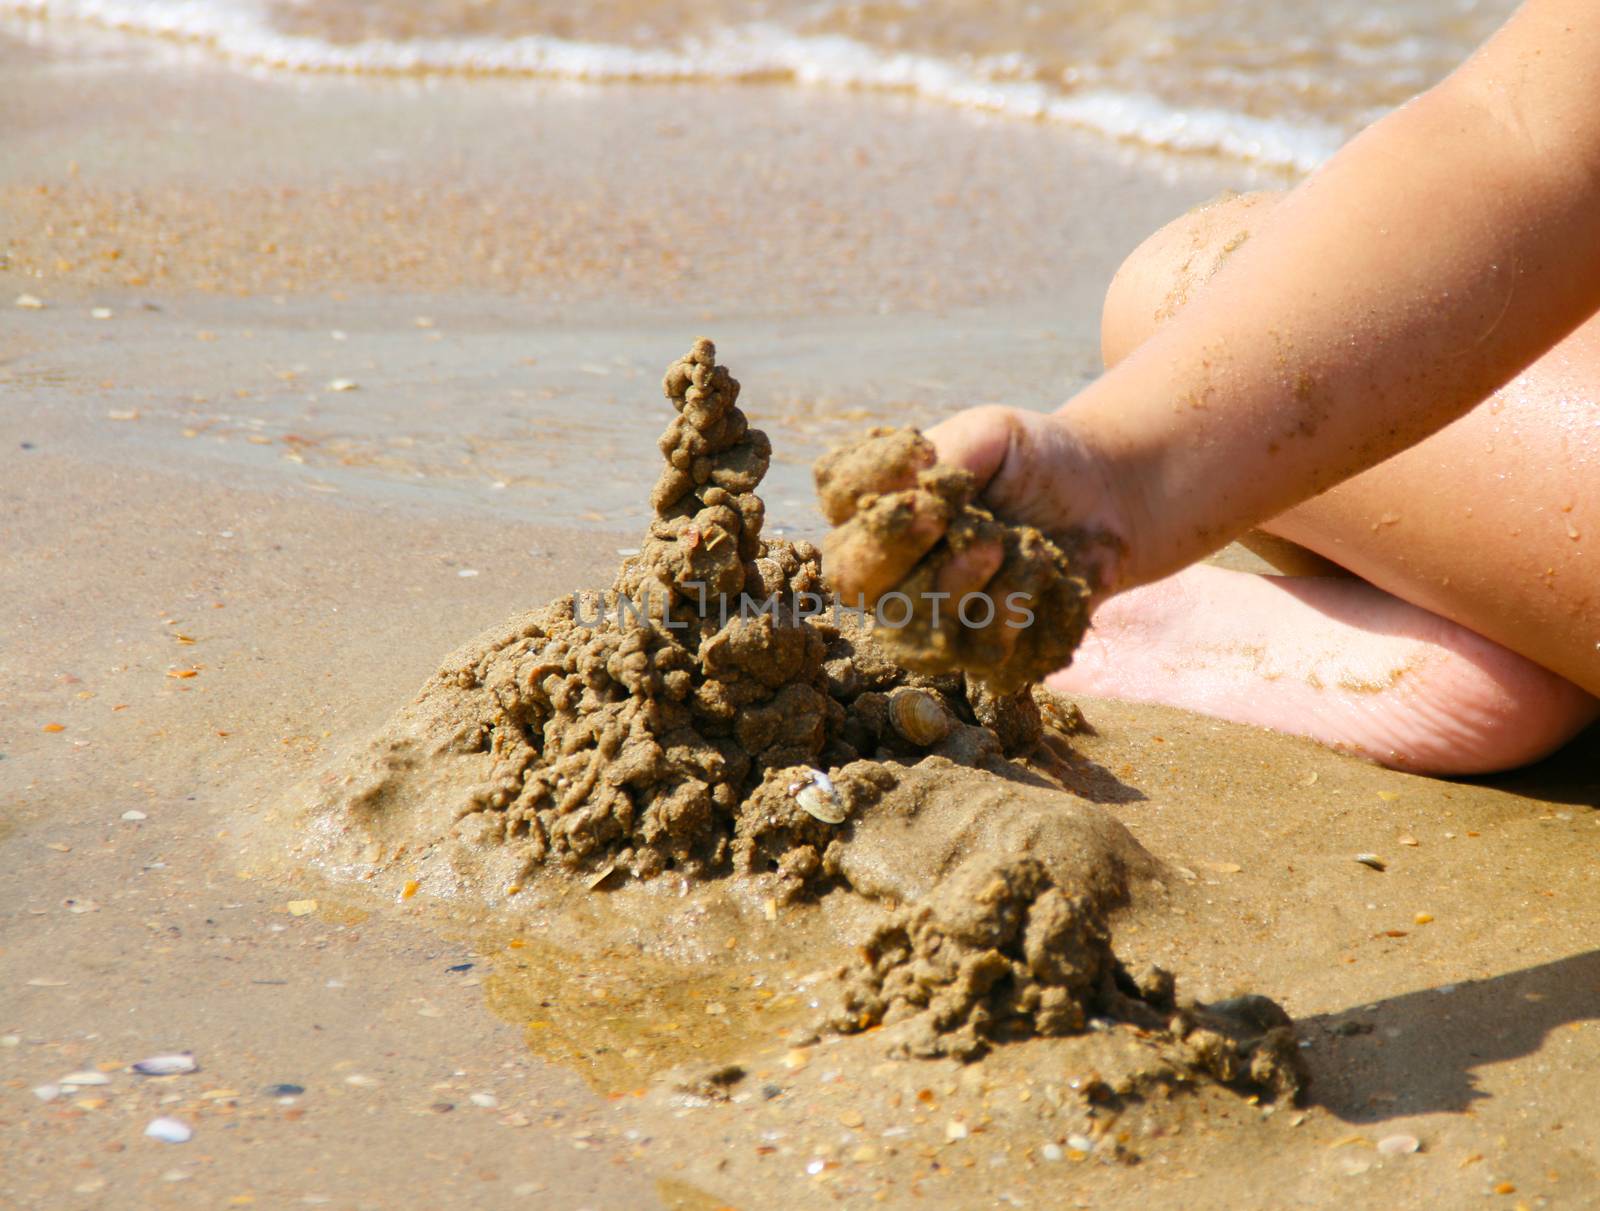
[
  {"x1": 306, "y1": 340, "x2": 1305, "y2": 1099},
  {"x1": 319, "y1": 339, "x2": 1058, "y2": 900}
]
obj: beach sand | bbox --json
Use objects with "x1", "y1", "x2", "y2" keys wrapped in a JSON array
[{"x1": 6, "y1": 26, "x2": 1600, "y2": 1211}]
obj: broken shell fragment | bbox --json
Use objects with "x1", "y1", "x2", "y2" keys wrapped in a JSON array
[
  {"x1": 797, "y1": 785, "x2": 845, "y2": 824},
  {"x1": 887, "y1": 687, "x2": 953, "y2": 747},
  {"x1": 1354, "y1": 853, "x2": 1387, "y2": 871},
  {"x1": 793, "y1": 769, "x2": 847, "y2": 825}
]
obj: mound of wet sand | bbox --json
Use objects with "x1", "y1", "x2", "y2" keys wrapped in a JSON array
[
  {"x1": 309, "y1": 339, "x2": 1090, "y2": 903},
  {"x1": 829, "y1": 850, "x2": 1305, "y2": 1099},
  {"x1": 303, "y1": 339, "x2": 1303, "y2": 1101}
]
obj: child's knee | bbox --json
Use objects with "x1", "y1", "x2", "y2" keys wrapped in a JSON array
[{"x1": 1101, "y1": 190, "x2": 1285, "y2": 368}]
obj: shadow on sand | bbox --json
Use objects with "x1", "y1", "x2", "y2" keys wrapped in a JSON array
[
  {"x1": 1466, "y1": 720, "x2": 1600, "y2": 809},
  {"x1": 1302, "y1": 950, "x2": 1600, "y2": 1122},
  {"x1": 1031, "y1": 731, "x2": 1148, "y2": 805},
  {"x1": 1301, "y1": 726, "x2": 1600, "y2": 1121}
]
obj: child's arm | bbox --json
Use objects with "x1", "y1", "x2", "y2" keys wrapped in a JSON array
[{"x1": 831, "y1": 0, "x2": 1600, "y2": 611}]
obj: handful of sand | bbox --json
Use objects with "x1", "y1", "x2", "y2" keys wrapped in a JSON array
[{"x1": 813, "y1": 426, "x2": 1092, "y2": 692}]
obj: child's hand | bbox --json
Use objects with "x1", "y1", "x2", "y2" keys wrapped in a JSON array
[{"x1": 824, "y1": 405, "x2": 1133, "y2": 609}]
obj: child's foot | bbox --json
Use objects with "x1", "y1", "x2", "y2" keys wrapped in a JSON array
[{"x1": 1045, "y1": 564, "x2": 1598, "y2": 775}]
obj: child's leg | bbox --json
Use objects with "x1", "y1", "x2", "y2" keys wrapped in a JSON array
[{"x1": 1057, "y1": 191, "x2": 1600, "y2": 773}]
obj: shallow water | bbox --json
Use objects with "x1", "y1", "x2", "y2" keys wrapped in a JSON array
[
  {"x1": 3, "y1": 0, "x2": 1516, "y2": 169},
  {"x1": 3, "y1": 36, "x2": 1258, "y2": 533},
  {"x1": 6, "y1": 295, "x2": 1129, "y2": 531}
]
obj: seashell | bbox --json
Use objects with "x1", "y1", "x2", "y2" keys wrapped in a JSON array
[
  {"x1": 1377, "y1": 1133, "x2": 1420, "y2": 1156},
  {"x1": 793, "y1": 769, "x2": 846, "y2": 824},
  {"x1": 131, "y1": 1053, "x2": 198, "y2": 1077},
  {"x1": 887, "y1": 688, "x2": 952, "y2": 747},
  {"x1": 796, "y1": 785, "x2": 846, "y2": 825},
  {"x1": 1037, "y1": 691, "x2": 1087, "y2": 735},
  {"x1": 59, "y1": 1071, "x2": 110, "y2": 1087},
  {"x1": 144, "y1": 1117, "x2": 193, "y2": 1144}
]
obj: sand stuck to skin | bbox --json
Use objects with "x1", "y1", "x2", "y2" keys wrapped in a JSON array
[{"x1": 301, "y1": 340, "x2": 1304, "y2": 1100}]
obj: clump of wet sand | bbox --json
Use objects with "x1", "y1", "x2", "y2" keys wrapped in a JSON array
[
  {"x1": 830, "y1": 850, "x2": 1305, "y2": 1099},
  {"x1": 302, "y1": 339, "x2": 1303, "y2": 1102},
  {"x1": 814, "y1": 425, "x2": 1093, "y2": 692}
]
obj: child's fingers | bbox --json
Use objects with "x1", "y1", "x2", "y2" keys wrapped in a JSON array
[
  {"x1": 991, "y1": 583, "x2": 1036, "y2": 642},
  {"x1": 934, "y1": 538, "x2": 1004, "y2": 603},
  {"x1": 821, "y1": 495, "x2": 948, "y2": 602},
  {"x1": 955, "y1": 566, "x2": 1036, "y2": 669}
]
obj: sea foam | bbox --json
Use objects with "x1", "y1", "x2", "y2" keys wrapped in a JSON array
[{"x1": 2, "y1": 0, "x2": 1344, "y2": 171}]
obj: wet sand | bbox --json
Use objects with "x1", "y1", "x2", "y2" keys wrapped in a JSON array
[{"x1": 6, "y1": 29, "x2": 1600, "y2": 1211}]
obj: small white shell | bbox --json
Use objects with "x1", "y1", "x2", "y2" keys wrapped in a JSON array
[
  {"x1": 131, "y1": 1053, "x2": 198, "y2": 1077},
  {"x1": 144, "y1": 1117, "x2": 193, "y2": 1144},
  {"x1": 1377, "y1": 1134, "x2": 1420, "y2": 1156},
  {"x1": 793, "y1": 768, "x2": 846, "y2": 824},
  {"x1": 59, "y1": 1071, "x2": 110, "y2": 1087}
]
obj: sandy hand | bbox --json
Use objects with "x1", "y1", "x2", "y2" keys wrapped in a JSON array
[{"x1": 813, "y1": 408, "x2": 1117, "y2": 690}]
